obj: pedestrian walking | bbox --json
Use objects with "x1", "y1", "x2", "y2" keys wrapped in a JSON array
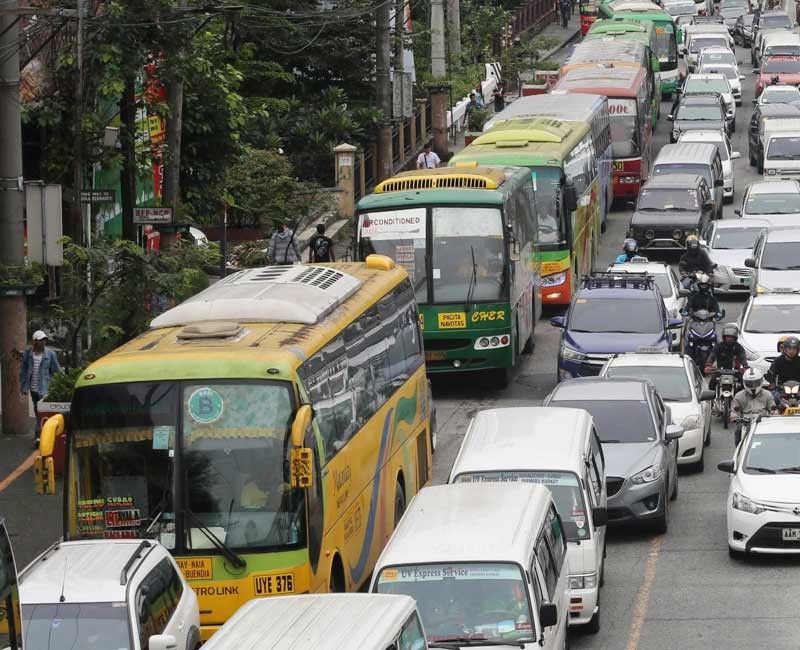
[
  {"x1": 492, "y1": 82, "x2": 506, "y2": 112},
  {"x1": 308, "y1": 223, "x2": 335, "y2": 263},
  {"x1": 464, "y1": 92, "x2": 482, "y2": 127},
  {"x1": 268, "y1": 220, "x2": 301, "y2": 265},
  {"x1": 416, "y1": 143, "x2": 441, "y2": 169},
  {"x1": 19, "y1": 330, "x2": 61, "y2": 447},
  {"x1": 559, "y1": 0, "x2": 571, "y2": 27},
  {"x1": 474, "y1": 83, "x2": 485, "y2": 108}
]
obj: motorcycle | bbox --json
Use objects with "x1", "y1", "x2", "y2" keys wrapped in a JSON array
[
  {"x1": 683, "y1": 309, "x2": 719, "y2": 369},
  {"x1": 713, "y1": 368, "x2": 740, "y2": 429},
  {"x1": 777, "y1": 380, "x2": 800, "y2": 415},
  {"x1": 730, "y1": 412, "x2": 761, "y2": 447}
]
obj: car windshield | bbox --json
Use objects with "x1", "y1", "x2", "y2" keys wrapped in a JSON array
[
  {"x1": 69, "y1": 381, "x2": 305, "y2": 553},
  {"x1": 745, "y1": 303, "x2": 800, "y2": 332},
  {"x1": 690, "y1": 37, "x2": 727, "y2": 53},
  {"x1": 652, "y1": 273, "x2": 674, "y2": 298},
  {"x1": 653, "y1": 162, "x2": 713, "y2": 187},
  {"x1": 745, "y1": 191, "x2": 800, "y2": 214},
  {"x1": 760, "y1": 86, "x2": 800, "y2": 102},
  {"x1": 376, "y1": 563, "x2": 535, "y2": 645},
  {"x1": 569, "y1": 297, "x2": 664, "y2": 333},
  {"x1": 765, "y1": 45, "x2": 800, "y2": 57},
  {"x1": 711, "y1": 226, "x2": 764, "y2": 249},
  {"x1": 23, "y1": 603, "x2": 131, "y2": 650},
  {"x1": 699, "y1": 52, "x2": 736, "y2": 67},
  {"x1": 549, "y1": 399, "x2": 658, "y2": 443},
  {"x1": 701, "y1": 65, "x2": 737, "y2": 81},
  {"x1": 743, "y1": 432, "x2": 800, "y2": 473},
  {"x1": 609, "y1": 101, "x2": 641, "y2": 158},
  {"x1": 676, "y1": 103, "x2": 724, "y2": 120},
  {"x1": 454, "y1": 471, "x2": 592, "y2": 540},
  {"x1": 666, "y1": 3, "x2": 695, "y2": 14},
  {"x1": 762, "y1": 57, "x2": 800, "y2": 73},
  {"x1": 760, "y1": 241, "x2": 800, "y2": 270},
  {"x1": 637, "y1": 187, "x2": 700, "y2": 211},
  {"x1": 606, "y1": 365, "x2": 693, "y2": 401},
  {"x1": 760, "y1": 14, "x2": 792, "y2": 29},
  {"x1": 767, "y1": 136, "x2": 800, "y2": 159},
  {"x1": 685, "y1": 77, "x2": 731, "y2": 95}
]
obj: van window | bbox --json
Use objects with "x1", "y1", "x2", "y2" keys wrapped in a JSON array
[
  {"x1": 535, "y1": 537, "x2": 559, "y2": 599},
  {"x1": 544, "y1": 505, "x2": 567, "y2": 572},
  {"x1": 398, "y1": 612, "x2": 427, "y2": 650}
]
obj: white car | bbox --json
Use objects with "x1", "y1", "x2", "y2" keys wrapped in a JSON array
[
  {"x1": 607, "y1": 259, "x2": 687, "y2": 346},
  {"x1": 601, "y1": 352, "x2": 714, "y2": 471},
  {"x1": 698, "y1": 62, "x2": 744, "y2": 105},
  {"x1": 678, "y1": 129, "x2": 740, "y2": 200},
  {"x1": 701, "y1": 218, "x2": 769, "y2": 293},
  {"x1": 685, "y1": 31, "x2": 732, "y2": 71},
  {"x1": 757, "y1": 84, "x2": 800, "y2": 106},
  {"x1": 737, "y1": 179, "x2": 800, "y2": 225},
  {"x1": 19, "y1": 539, "x2": 201, "y2": 650},
  {"x1": 737, "y1": 293, "x2": 800, "y2": 374},
  {"x1": 682, "y1": 73, "x2": 736, "y2": 127},
  {"x1": 718, "y1": 416, "x2": 800, "y2": 558}
]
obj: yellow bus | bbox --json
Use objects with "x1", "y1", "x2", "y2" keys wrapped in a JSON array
[{"x1": 39, "y1": 256, "x2": 433, "y2": 640}]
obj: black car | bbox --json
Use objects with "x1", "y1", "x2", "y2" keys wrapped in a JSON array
[
  {"x1": 733, "y1": 13, "x2": 754, "y2": 47},
  {"x1": 670, "y1": 93, "x2": 729, "y2": 142},
  {"x1": 748, "y1": 102, "x2": 800, "y2": 172},
  {"x1": 628, "y1": 174, "x2": 716, "y2": 250}
]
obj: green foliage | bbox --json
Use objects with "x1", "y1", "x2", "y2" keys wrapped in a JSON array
[
  {"x1": 42, "y1": 367, "x2": 85, "y2": 403},
  {"x1": 0, "y1": 262, "x2": 44, "y2": 287},
  {"x1": 467, "y1": 107, "x2": 492, "y2": 132}
]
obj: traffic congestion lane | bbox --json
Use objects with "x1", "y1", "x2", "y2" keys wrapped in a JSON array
[{"x1": 432, "y1": 43, "x2": 800, "y2": 650}]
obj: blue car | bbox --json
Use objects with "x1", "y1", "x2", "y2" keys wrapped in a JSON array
[{"x1": 550, "y1": 273, "x2": 684, "y2": 381}]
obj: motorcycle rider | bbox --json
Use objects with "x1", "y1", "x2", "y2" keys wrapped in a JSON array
[
  {"x1": 615, "y1": 238, "x2": 646, "y2": 263},
  {"x1": 678, "y1": 235, "x2": 716, "y2": 289},
  {"x1": 705, "y1": 324, "x2": 748, "y2": 393},
  {"x1": 766, "y1": 335, "x2": 800, "y2": 400},
  {"x1": 682, "y1": 273, "x2": 722, "y2": 317},
  {"x1": 731, "y1": 368, "x2": 777, "y2": 444}
]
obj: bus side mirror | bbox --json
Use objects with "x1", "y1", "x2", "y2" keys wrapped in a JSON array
[
  {"x1": 564, "y1": 185, "x2": 578, "y2": 212},
  {"x1": 510, "y1": 240, "x2": 521, "y2": 262},
  {"x1": 290, "y1": 405, "x2": 314, "y2": 489},
  {"x1": 34, "y1": 414, "x2": 64, "y2": 496}
]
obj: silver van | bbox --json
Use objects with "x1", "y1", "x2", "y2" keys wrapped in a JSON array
[{"x1": 652, "y1": 142, "x2": 725, "y2": 219}]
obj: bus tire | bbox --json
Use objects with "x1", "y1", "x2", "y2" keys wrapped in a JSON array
[
  {"x1": 329, "y1": 556, "x2": 346, "y2": 593},
  {"x1": 394, "y1": 479, "x2": 406, "y2": 527}
]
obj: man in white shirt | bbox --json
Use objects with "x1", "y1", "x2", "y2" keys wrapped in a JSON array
[{"x1": 416, "y1": 143, "x2": 441, "y2": 169}]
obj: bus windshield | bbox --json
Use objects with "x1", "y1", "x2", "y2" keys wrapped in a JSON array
[
  {"x1": 654, "y1": 22, "x2": 678, "y2": 66},
  {"x1": 609, "y1": 99, "x2": 641, "y2": 157},
  {"x1": 531, "y1": 166, "x2": 567, "y2": 247},
  {"x1": 69, "y1": 380, "x2": 306, "y2": 553}
]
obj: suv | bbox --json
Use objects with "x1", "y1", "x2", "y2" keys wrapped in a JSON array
[
  {"x1": 746, "y1": 225, "x2": 800, "y2": 295},
  {"x1": 678, "y1": 129, "x2": 740, "y2": 201},
  {"x1": 737, "y1": 179, "x2": 800, "y2": 225},
  {"x1": 544, "y1": 377, "x2": 684, "y2": 533},
  {"x1": 670, "y1": 93, "x2": 729, "y2": 142},
  {"x1": 627, "y1": 174, "x2": 715, "y2": 251},
  {"x1": 748, "y1": 102, "x2": 800, "y2": 171},
  {"x1": 550, "y1": 272, "x2": 684, "y2": 380},
  {"x1": 19, "y1": 539, "x2": 200, "y2": 650},
  {"x1": 681, "y1": 73, "x2": 736, "y2": 128}
]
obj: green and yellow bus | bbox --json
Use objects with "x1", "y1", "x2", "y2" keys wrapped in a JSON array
[
  {"x1": 450, "y1": 119, "x2": 599, "y2": 307},
  {"x1": 356, "y1": 166, "x2": 540, "y2": 379},
  {"x1": 599, "y1": 1, "x2": 680, "y2": 95},
  {"x1": 0, "y1": 519, "x2": 22, "y2": 650},
  {"x1": 37, "y1": 257, "x2": 433, "y2": 640}
]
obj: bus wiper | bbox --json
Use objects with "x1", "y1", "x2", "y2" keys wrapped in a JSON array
[
  {"x1": 465, "y1": 244, "x2": 478, "y2": 311},
  {"x1": 183, "y1": 507, "x2": 246, "y2": 568},
  {"x1": 428, "y1": 639, "x2": 525, "y2": 649}
]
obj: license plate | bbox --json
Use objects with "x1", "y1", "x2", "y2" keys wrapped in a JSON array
[
  {"x1": 782, "y1": 528, "x2": 800, "y2": 541},
  {"x1": 425, "y1": 351, "x2": 447, "y2": 361},
  {"x1": 252, "y1": 572, "x2": 295, "y2": 595}
]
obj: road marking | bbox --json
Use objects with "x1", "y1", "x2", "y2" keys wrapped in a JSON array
[
  {"x1": 0, "y1": 451, "x2": 37, "y2": 493},
  {"x1": 625, "y1": 535, "x2": 664, "y2": 650}
]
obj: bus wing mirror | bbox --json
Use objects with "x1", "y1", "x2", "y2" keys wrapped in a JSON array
[
  {"x1": 290, "y1": 405, "x2": 314, "y2": 489},
  {"x1": 510, "y1": 240, "x2": 521, "y2": 262},
  {"x1": 564, "y1": 185, "x2": 578, "y2": 212},
  {"x1": 34, "y1": 413, "x2": 64, "y2": 496}
]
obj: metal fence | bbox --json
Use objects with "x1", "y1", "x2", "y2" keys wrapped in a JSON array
[{"x1": 491, "y1": 0, "x2": 556, "y2": 55}]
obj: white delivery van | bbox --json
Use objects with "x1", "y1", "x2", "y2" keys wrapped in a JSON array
[
  {"x1": 372, "y1": 483, "x2": 570, "y2": 650},
  {"x1": 201, "y1": 593, "x2": 428, "y2": 650},
  {"x1": 447, "y1": 407, "x2": 608, "y2": 633},
  {"x1": 763, "y1": 121, "x2": 800, "y2": 180}
]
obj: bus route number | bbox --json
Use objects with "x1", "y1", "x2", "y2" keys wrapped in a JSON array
[
  {"x1": 253, "y1": 572, "x2": 295, "y2": 596},
  {"x1": 608, "y1": 103, "x2": 630, "y2": 115},
  {"x1": 613, "y1": 161, "x2": 625, "y2": 172}
]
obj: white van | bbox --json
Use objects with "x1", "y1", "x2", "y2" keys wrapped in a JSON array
[
  {"x1": 447, "y1": 407, "x2": 608, "y2": 633},
  {"x1": 201, "y1": 593, "x2": 428, "y2": 650},
  {"x1": 371, "y1": 483, "x2": 570, "y2": 650},
  {"x1": 759, "y1": 30, "x2": 800, "y2": 64},
  {"x1": 764, "y1": 130, "x2": 800, "y2": 180}
]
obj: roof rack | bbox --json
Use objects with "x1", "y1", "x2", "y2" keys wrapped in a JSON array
[
  {"x1": 120, "y1": 540, "x2": 152, "y2": 586},
  {"x1": 581, "y1": 272, "x2": 654, "y2": 290}
]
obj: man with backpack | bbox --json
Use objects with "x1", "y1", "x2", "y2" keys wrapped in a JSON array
[
  {"x1": 268, "y1": 220, "x2": 301, "y2": 265},
  {"x1": 308, "y1": 223, "x2": 335, "y2": 263}
]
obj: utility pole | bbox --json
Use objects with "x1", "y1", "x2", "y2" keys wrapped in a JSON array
[
  {"x1": 430, "y1": 0, "x2": 446, "y2": 79},
  {"x1": 446, "y1": 0, "x2": 461, "y2": 63},
  {"x1": 429, "y1": 0, "x2": 450, "y2": 159},
  {"x1": 71, "y1": 0, "x2": 84, "y2": 244},
  {"x1": 119, "y1": 76, "x2": 137, "y2": 241},
  {"x1": 162, "y1": 72, "x2": 183, "y2": 211},
  {"x1": 394, "y1": 0, "x2": 405, "y2": 117},
  {"x1": 376, "y1": 0, "x2": 393, "y2": 181},
  {"x1": 0, "y1": 0, "x2": 29, "y2": 435}
]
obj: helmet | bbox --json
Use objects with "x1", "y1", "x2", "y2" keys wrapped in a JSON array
[
  {"x1": 696, "y1": 272, "x2": 710, "y2": 289},
  {"x1": 623, "y1": 238, "x2": 639, "y2": 255},
  {"x1": 686, "y1": 235, "x2": 700, "y2": 252},
  {"x1": 783, "y1": 335, "x2": 800, "y2": 357},
  {"x1": 778, "y1": 334, "x2": 790, "y2": 353},
  {"x1": 742, "y1": 368, "x2": 763, "y2": 396},
  {"x1": 722, "y1": 324, "x2": 739, "y2": 342}
]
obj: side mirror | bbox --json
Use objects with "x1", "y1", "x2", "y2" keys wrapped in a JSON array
[
  {"x1": 539, "y1": 603, "x2": 558, "y2": 629},
  {"x1": 668, "y1": 317, "x2": 685, "y2": 329},
  {"x1": 149, "y1": 636, "x2": 178, "y2": 650},
  {"x1": 667, "y1": 113, "x2": 674, "y2": 120},
  {"x1": 717, "y1": 459, "x2": 735, "y2": 473},
  {"x1": 752, "y1": 98, "x2": 758, "y2": 104},
  {"x1": 704, "y1": 200, "x2": 714, "y2": 209},
  {"x1": 591, "y1": 506, "x2": 608, "y2": 527},
  {"x1": 700, "y1": 389, "x2": 716, "y2": 401},
  {"x1": 744, "y1": 257, "x2": 755, "y2": 268},
  {"x1": 510, "y1": 239, "x2": 521, "y2": 262},
  {"x1": 753, "y1": 68, "x2": 760, "y2": 74},
  {"x1": 564, "y1": 184, "x2": 578, "y2": 212},
  {"x1": 550, "y1": 315, "x2": 566, "y2": 328},
  {"x1": 714, "y1": 179, "x2": 724, "y2": 188},
  {"x1": 740, "y1": 74, "x2": 746, "y2": 80},
  {"x1": 291, "y1": 404, "x2": 313, "y2": 448},
  {"x1": 734, "y1": 208, "x2": 742, "y2": 216},
  {"x1": 732, "y1": 151, "x2": 741, "y2": 159},
  {"x1": 665, "y1": 424, "x2": 684, "y2": 440},
  {"x1": 290, "y1": 404, "x2": 315, "y2": 489},
  {"x1": 562, "y1": 520, "x2": 580, "y2": 540},
  {"x1": 679, "y1": 287, "x2": 691, "y2": 297}
]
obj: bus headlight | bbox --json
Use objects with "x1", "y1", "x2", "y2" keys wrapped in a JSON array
[{"x1": 541, "y1": 271, "x2": 567, "y2": 287}]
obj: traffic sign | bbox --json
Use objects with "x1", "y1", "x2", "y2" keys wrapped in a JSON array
[
  {"x1": 133, "y1": 207, "x2": 173, "y2": 225},
  {"x1": 80, "y1": 189, "x2": 115, "y2": 203}
]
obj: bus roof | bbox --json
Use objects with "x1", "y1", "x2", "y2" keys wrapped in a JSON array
[
  {"x1": 202, "y1": 594, "x2": 419, "y2": 650},
  {"x1": 611, "y1": 1, "x2": 670, "y2": 16},
  {"x1": 484, "y1": 93, "x2": 607, "y2": 131},
  {"x1": 356, "y1": 165, "x2": 532, "y2": 210},
  {"x1": 374, "y1": 483, "x2": 552, "y2": 568},
  {"x1": 556, "y1": 65, "x2": 646, "y2": 95},
  {"x1": 78, "y1": 260, "x2": 409, "y2": 386},
  {"x1": 588, "y1": 17, "x2": 653, "y2": 34},
  {"x1": 564, "y1": 39, "x2": 648, "y2": 67}
]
